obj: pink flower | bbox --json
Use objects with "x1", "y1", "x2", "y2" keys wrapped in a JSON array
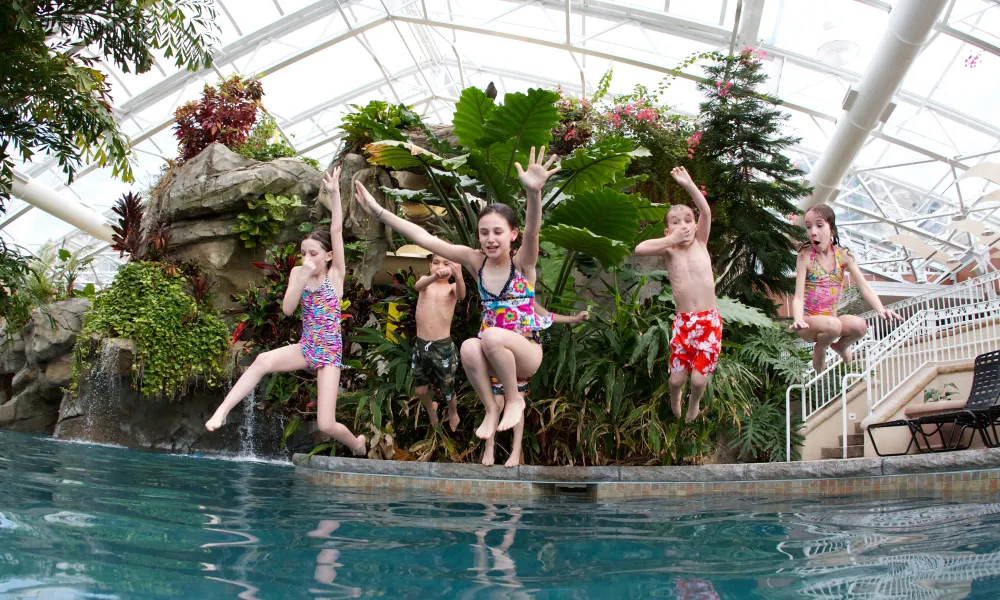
[{"x1": 564, "y1": 127, "x2": 577, "y2": 141}]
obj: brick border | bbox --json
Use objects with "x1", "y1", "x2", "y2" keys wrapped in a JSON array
[{"x1": 292, "y1": 448, "x2": 1000, "y2": 500}]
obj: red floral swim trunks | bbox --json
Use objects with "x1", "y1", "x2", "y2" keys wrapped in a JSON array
[{"x1": 670, "y1": 307, "x2": 723, "y2": 375}]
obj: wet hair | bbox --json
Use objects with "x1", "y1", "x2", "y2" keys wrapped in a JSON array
[
  {"x1": 302, "y1": 230, "x2": 333, "y2": 266},
  {"x1": 478, "y1": 203, "x2": 520, "y2": 256},
  {"x1": 799, "y1": 203, "x2": 844, "y2": 252},
  {"x1": 664, "y1": 204, "x2": 696, "y2": 226}
]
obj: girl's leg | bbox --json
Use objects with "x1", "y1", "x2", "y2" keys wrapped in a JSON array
[
  {"x1": 797, "y1": 316, "x2": 843, "y2": 372},
  {"x1": 206, "y1": 344, "x2": 307, "y2": 431},
  {"x1": 316, "y1": 365, "x2": 366, "y2": 455},
  {"x1": 831, "y1": 315, "x2": 868, "y2": 364},
  {"x1": 504, "y1": 414, "x2": 524, "y2": 468},
  {"x1": 478, "y1": 328, "x2": 543, "y2": 435},
  {"x1": 461, "y1": 339, "x2": 503, "y2": 440}
]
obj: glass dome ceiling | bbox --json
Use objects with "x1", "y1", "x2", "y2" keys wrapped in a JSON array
[{"x1": 5, "y1": 0, "x2": 999, "y2": 287}]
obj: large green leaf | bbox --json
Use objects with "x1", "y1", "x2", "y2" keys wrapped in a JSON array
[
  {"x1": 630, "y1": 196, "x2": 668, "y2": 222},
  {"x1": 365, "y1": 140, "x2": 447, "y2": 170},
  {"x1": 546, "y1": 188, "x2": 640, "y2": 244},
  {"x1": 540, "y1": 224, "x2": 631, "y2": 268},
  {"x1": 478, "y1": 88, "x2": 560, "y2": 153},
  {"x1": 556, "y1": 137, "x2": 636, "y2": 196},
  {"x1": 465, "y1": 152, "x2": 518, "y2": 207},
  {"x1": 716, "y1": 297, "x2": 774, "y2": 328},
  {"x1": 452, "y1": 87, "x2": 496, "y2": 150}
]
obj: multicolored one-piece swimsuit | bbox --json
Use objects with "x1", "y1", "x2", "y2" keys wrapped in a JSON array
[
  {"x1": 300, "y1": 276, "x2": 344, "y2": 370},
  {"x1": 477, "y1": 257, "x2": 548, "y2": 395},
  {"x1": 803, "y1": 246, "x2": 847, "y2": 317}
]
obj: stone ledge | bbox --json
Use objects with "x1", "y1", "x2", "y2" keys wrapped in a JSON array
[{"x1": 292, "y1": 447, "x2": 1000, "y2": 484}]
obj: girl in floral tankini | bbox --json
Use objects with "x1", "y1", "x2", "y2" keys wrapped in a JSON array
[
  {"x1": 353, "y1": 147, "x2": 560, "y2": 457},
  {"x1": 206, "y1": 166, "x2": 366, "y2": 456},
  {"x1": 790, "y1": 203, "x2": 900, "y2": 373}
]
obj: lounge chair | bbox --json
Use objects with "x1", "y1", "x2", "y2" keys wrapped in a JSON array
[{"x1": 867, "y1": 350, "x2": 1000, "y2": 457}]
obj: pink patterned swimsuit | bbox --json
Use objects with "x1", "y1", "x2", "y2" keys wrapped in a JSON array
[
  {"x1": 300, "y1": 276, "x2": 344, "y2": 370},
  {"x1": 804, "y1": 246, "x2": 847, "y2": 317}
]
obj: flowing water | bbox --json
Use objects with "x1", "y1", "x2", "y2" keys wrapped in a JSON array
[{"x1": 2, "y1": 430, "x2": 1000, "y2": 599}]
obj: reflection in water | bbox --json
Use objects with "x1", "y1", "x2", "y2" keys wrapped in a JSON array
[{"x1": 3, "y1": 431, "x2": 1000, "y2": 598}]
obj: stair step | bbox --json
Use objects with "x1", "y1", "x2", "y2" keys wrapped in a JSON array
[
  {"x1": 821, "y1": 445, "x2": 865, "y2": 460},
  {"x1": 838, "y1": 433, "x2": 864, "y2": 446},
  {"x1": 855, "y1": 422, "x2": 863, "y2": 435}
]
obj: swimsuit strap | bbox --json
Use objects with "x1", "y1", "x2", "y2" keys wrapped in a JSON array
[{"x1": 477, "y1": 255, "x2": 516, "y2": 301}]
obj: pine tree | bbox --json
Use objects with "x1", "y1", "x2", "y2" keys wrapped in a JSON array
[{"x1": 694, "y1": 48, "x2": 809, "y2": 316}]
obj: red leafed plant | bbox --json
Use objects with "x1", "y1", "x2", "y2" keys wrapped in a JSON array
[
  {"x1": 173, "y1": 75, "x2": 264, "y2": 162},
  {"x1": 111, "y1": 192, "x2": 145, "y2": 258}
]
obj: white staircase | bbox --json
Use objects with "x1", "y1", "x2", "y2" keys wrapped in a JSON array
[{"x1": 786, "y1": 271, "x2": 1000, "y2": 460}]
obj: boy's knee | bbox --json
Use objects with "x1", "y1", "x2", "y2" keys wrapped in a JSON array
[
  {"x1": 669, "y1": 371, "x2": 688, "y2": 387},
  {"x1": 414, "y1": 385, "x2": 431, "y2": 396},
  {"x1": 690, "y1": 372, "x2": 709, "y2": 391}
]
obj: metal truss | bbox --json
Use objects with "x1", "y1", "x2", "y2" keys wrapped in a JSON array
[{"x1": 10, "y1": 0, "x2": 999, "y2": 287}]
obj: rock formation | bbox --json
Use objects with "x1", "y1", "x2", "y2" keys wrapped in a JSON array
[{"x1": 0, "y1": 299, "x2": 89, "y2": 433}]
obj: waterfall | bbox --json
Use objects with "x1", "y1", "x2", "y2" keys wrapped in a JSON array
[
  {"x1": 239, "y1": 389, "x2": 257, "y2": 459},
  {"x1": 83, "y1": 342, "x2": 122, "y2": 439}
]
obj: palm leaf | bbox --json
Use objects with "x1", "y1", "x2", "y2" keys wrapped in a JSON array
[{"x1": 365, "y1": 140, "x2": 448, "y2": 171}]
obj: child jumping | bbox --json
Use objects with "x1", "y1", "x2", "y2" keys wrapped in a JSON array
[
  {"x1": 635, "y1": 167, "x2": 720, "y2": 423},
  {"x1": 353, "y1": 146, "x2": 559, "y2": 440},
  {"x1": 206, "y1": 166, "x2": 367, "y2": 456},
  {"x1": 790, "y1": 203, "x2": 900, "y2": 372},
  {"x1": 412, "y1": 254, "x2": 465, "y2": 431},
  {"x1": 481, "y1": 302, "x2": 587, "y2": 468}
]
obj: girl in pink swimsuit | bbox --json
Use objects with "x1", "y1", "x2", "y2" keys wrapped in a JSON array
[
  {"x1": 206, "y1": 166, "x2": 366, "y2": 456},
  {"x1": 790, "y1": 204, "x2": 901, "y2": 373},
  {"x1": 354, "y1": 146, "x2": 561, "y2": 467}
]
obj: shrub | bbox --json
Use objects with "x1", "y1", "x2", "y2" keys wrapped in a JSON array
[
  {"x1": 173, "y1": 75, "x2": 263, "y2": 162},
  {"x1": 234, "y1": 193, "x2": 304, "y2": 249},
  {"x1": 73, "y1": 262, "x2": 229, "y2": 398},
  {"x1": 233, "y1": 112, "x2": 321, "y2": 170}
]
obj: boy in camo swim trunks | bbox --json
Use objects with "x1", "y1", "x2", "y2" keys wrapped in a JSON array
[{"x1": 412, "y1": 254, "x2": 466, "y2": 430}]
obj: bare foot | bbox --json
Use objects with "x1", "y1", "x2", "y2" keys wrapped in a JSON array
[
  {"x1": 670, "y1": 394, "x2": 683, "y2": 419},
  {"x1": 448, "y1": 404, "x2": 460, "y2": 432},
  {"x1": 482, "y1": 441, "x2": 495, "y2": 466},
  {"x1": 476, "y1": 409, "x2": 501, "y2": 440},
  {"x1": 205, "y1": 413, "x2": 227, "y2": 432},
  {"x1": 351, "y1": 434, "x2": 367, "y2": 456},
  {"x1": 685, "y1": 399, "x2": 702, "y2": 424},
  {"x1": 427, "y1": 401, "x2": 440, "y2": 429},
  {"x1": 812, "y1": 349, "x2": 826, "y2": 373},
  {"x1": 496, "y1": 394, "x2": 525, "y2": 432},
  {"x1": 504, "y1": 447, "x2": 520, "y2": 468},
  {"x1": 831, "y1": 341, "x2": 853, "y2": 365}
]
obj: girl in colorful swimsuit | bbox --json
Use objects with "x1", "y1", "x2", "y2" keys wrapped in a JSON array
[
  {"x1": 206, "y1": 166, "x2": 367, "y2": 456},
  {"x1": 353, "y1": 146, "x2": 560, "y2": 442},
  {"x1": 790, "y1": 203, "x2": 901, "y2": 373}
]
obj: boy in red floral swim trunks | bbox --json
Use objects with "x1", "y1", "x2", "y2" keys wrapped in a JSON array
[{"x1": 635, "y1": 167, "x2": 720, "y2": 423}]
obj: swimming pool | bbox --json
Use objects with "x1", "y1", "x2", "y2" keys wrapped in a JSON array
[{"x1": 2, "y1": 431, "x2": 1000, "y2": 599}]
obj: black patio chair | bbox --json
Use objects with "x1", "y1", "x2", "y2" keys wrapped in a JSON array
[{"x1": 867, "y1": 349, "x2": 1000, "y2": 457}]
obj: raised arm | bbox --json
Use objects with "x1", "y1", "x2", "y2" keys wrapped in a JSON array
[
  {"x1": 844, "y1": 252, "x2": 901, "y2": 321},
  {"x1": 353, "y1": 180, "x2": 480, "y2": 270},
  {"x1": 670, "y1": 166, "x2": 710, "y2": 243},
  {"x1": 414, "y1": 273, "x2": 442, "y2": 292},
  {"x1": 515, "y1": 146, "x2": 560, "y2": 276},
  {"x1": 789, "y1": 249, "x2": 810, "y2": 331},
  {"x1": 634, "y1": 228, "x2": 689, "y2": 257},
  {"x1": 321, "y1": 166, "x2": 346, "y2": 277}
]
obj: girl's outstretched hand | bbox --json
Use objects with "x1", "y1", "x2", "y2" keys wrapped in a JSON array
[
  {"x1": 352, "y1": 180, "x2": 382, "y2": 217},
  {"x1": 574, "y1": 310, "x2": 589, "y2": 323},
  {"x1": 879, "y1": 308, "x2": 903, "y2": 322},
  {"x1": 789, "y1": 319, "x2": 810, "y2": 331},
  {"x1": 321, "y1": 165, "x2": 342, "y2": 199},
  {"x1": 515, "y1": 146, "x2": 560, "y2": 193}
]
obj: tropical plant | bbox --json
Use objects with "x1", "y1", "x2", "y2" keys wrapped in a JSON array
[
  {"x1": 695, "y1": 47, "x2": 810, "y2": 315},
  {"x1": 0, "y1": 0, "x2": 218, "y2": 208},
  {"x1": 0, "y1": 243, "x2": 36, "y2": 343},
  {"x1": 72, "y1": 261, "x2": 229, "y2": 398},
  {"x1": 338, "y1": 100, "x2": 427, "y2": 159},
  {"x1": 25, "y1": 242, "x2": 97, "y2": 303},
  {"x1": 924, "y1": 382, "x2": 959, "y2": 403},
  {"x1": 233, "y1": 111, "x2": 321, "y2": 170},
  {"x1": 234, "y1": 193, "x2": 304, "y2": 249},
  {"x1": 173, "y1": 75, "x2": 264, "y2": 162}
]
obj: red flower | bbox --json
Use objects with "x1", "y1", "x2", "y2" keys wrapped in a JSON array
[{"x1": 232, "y1": 321, "x2": 247, "y2": 343}]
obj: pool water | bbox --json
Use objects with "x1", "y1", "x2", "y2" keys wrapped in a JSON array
[{"x1": 3, "y1": 431, "x2": 1000, "y2": 599}]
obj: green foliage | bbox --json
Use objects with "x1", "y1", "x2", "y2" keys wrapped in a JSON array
[
  {"x1": 0, "y1": 1, "x2": 218, "y2": 207},
  {"x1": 339, "y1": 100, "x2": 424, "y2": 158},
  {"x1": 696, "y1": 48, "x2": 810, "y2": 315},
  {"x1": 235, "y1": 193, "x2": 304, "y2": 249},
  {"x1": 452, "y1": 87, "x2": 496, "y2": 150},
  {"x1": 25, "y1": 242, "x2": 98, "y2": 304},
  {"x1": 233, "y1": 112, "x2": 320, "y2": 170},
  {"x1": 74, "y1": 262, "x2": 228, "y2": 398},
  {"x1": 551, "y1": 136, "x2": 645, "y2": 198},
  {"x1": 0, "y1": 243, "x2": 36, "y2": 343},
  {"x1": 924, "y1": 382, "x2": 959, "y2": 403}
]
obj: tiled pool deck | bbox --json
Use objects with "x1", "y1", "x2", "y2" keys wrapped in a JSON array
[{"x1": 293, "y1": 448, "x2": 1000, "y2": 500}]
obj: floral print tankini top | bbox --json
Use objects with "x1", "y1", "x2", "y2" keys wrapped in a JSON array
[
  {"x1": 477, "y1": 257, "x2": 547, "y2": 338},
  {"x1": 300, "y1": 276, "x2": 344, "y2": 370},
  {"x1": 804, "y1": 246, "x2": 847, "y2": 317}
]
